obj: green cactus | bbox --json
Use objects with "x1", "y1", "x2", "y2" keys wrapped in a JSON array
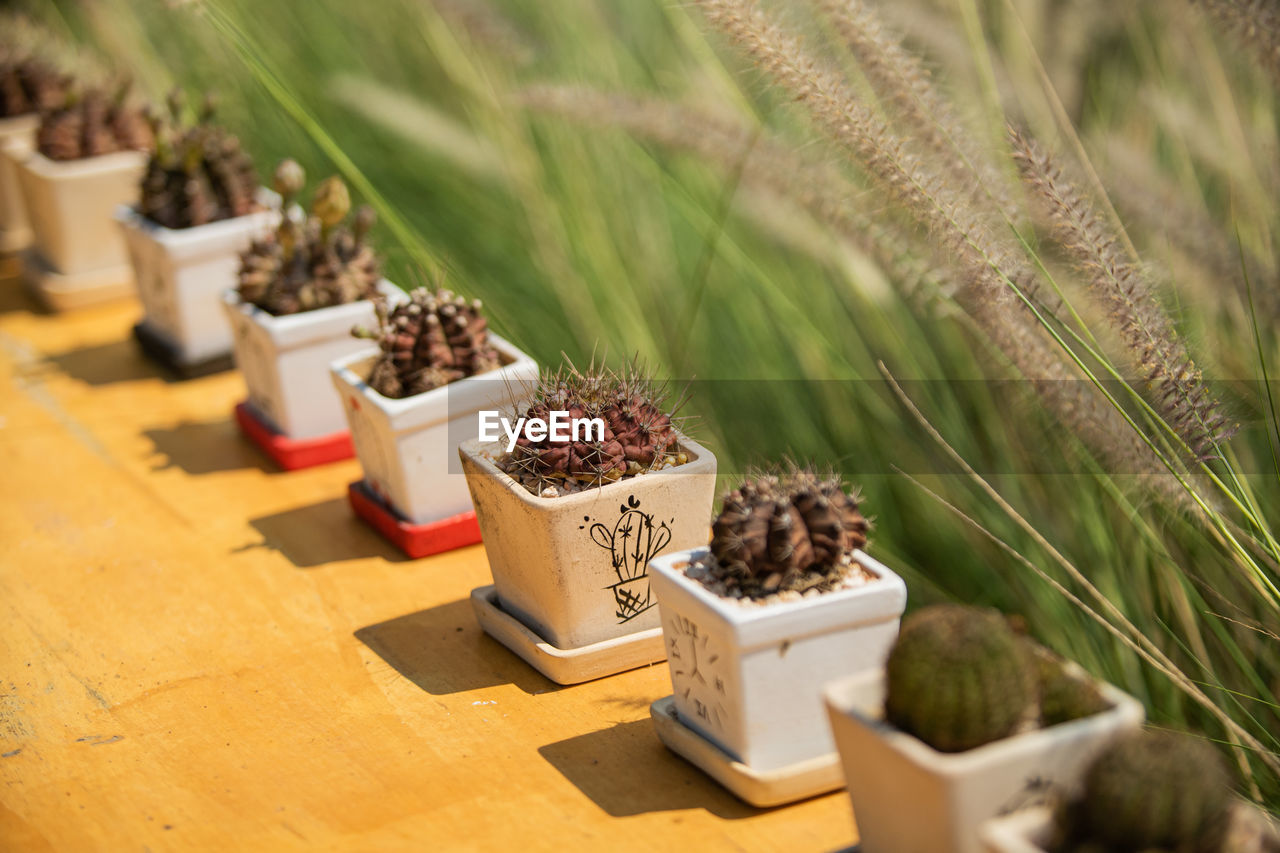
[
  {"x1": 139, "y1": 89, "x2": 260, "y2": 229},
  {"x1": 1058, "y1": 729, "x2": 1233, "y2": 852},
  {"x1": 884, "y1": 604, "x2": 1036, "y2": 753},
  {"x1": 706, "y1": 467, "x2": 869, "y2": 598},
  {"x1": 1031, "y1": 645, "x2": 1112, "y2": 728}
]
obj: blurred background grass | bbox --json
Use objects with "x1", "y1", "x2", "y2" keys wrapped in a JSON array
[{"x1": 23, "y1": 0, "x2": 1279, "y2": 806}]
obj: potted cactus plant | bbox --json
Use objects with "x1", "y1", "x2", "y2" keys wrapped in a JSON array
[
  {"x1": 115, "y1": 90, "x2": 277, "y2": 377},
  {"x1": 822, "y1": 604, "x2": 1145, "y2": 853},
  {"x1": 980, "y1": 729, "x2": 1278, "y2": 853},
  {"x1": 9, "y1": 82, "x2": 152, "y2": 309},
  {"x1": 221, "y1": 160, "x2": 398, "y2": 469},
  {"x1": 332, "y1": 285, "x2": 538, "y2": 557},
  {"x1": 645, "y1": 467, "x2": 907, "y2": 806},
  {"x1": 456, "y1": 362, "x2": 717, "y2": 684},
  {"x1": 0, "y1": 51, "x2": 67, "y2": 254}
]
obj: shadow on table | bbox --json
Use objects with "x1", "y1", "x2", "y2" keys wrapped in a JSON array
[
  {"x1": 246, "y1": 497, "x2": 405, "y2": 567},
  {"x1": 143, "y1": 418, "x2": 275, "y2": 475},
  {"x1": 538, "y1": 719, "x2": 760, "y2": 819},
  {"x1": 356, "y1": 599, "x2": 559, "y2": 697},
  {"x1": 0, "y1": 269, "x2": 50, "y2": 315},
  {"x1": 46, "y1": 339, "x2": 172, "y2": 386}
]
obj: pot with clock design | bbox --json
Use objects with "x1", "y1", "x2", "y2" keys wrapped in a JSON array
[{"x1": 647, "y1": 468, "x2": 907, "y2": 807}]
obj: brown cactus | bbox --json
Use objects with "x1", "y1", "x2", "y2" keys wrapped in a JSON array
[
  {"x1": 355, "y1": 285, "x2": 502, "y2": 399},
  {"x1": 236, "y1": 161, "x2": 381, "y2": 316},
  {"x1": 35, "y1": 83, "x2": 153, "y2": 162},
  {"x1": 706, "y1": 467, "x2": 869, "y2": 597},
  {"x1": 139, "y1": 90, "x2": 261, "y2": 229},
  {"x1": 0, "y1": 58, "x2": 68, "y2": 118},
  {"x1": 498, "y1": 361, "x2": 686, "y2": 496}
]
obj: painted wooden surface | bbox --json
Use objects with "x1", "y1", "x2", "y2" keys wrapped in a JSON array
[{"x1": 0, "y1": 265, "x2": 858, "y2": 851}]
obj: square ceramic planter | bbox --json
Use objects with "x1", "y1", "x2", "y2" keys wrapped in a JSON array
[
  {"x1": 223, "y1": 280, "x2": 403, "y2": 441},
  {"x1": 0, "y1": 114, "x2": 39, "y2": 253},
  {"x1": 458, "y1": 433, "x2": 718, "y2": 655},
  {"x1": 11, "y1": 147, "x2": 147, "y2": 308},
  {"x1": 649, "y1": 547, "x2": 907, "y2": 775},
  {"x1": 335, "y1": 339, "x2": 539, "y2": 527},
  {"x1": 822, "y1": 669, "x2": 1144, "y2": 853},
  {"x1": 117, "y1": 189, "x2": 279, "y2": 366}
]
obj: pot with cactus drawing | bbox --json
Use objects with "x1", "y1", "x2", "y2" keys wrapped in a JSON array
[
  {"x1": 821, "y1": 604, "x2": 1145, "y2": 853},
  {"x1": 221, "y1": 161, "x2": 405, "y2": 469},
  {"x1": 9, "y1": 82, "x2": 152, "y2": 309},
  {"x1": 645, "y1": 467, "x2": 907, "y2": 807},
  {"x1": 458, "y1": 360, "x2": 717, "y2": 684},
  {"x1": 331, "y1": 284, "x2": 538, "y2": 555},
  {"x1": 116, "y1": 91, "x2": 278, "y2": 374}
]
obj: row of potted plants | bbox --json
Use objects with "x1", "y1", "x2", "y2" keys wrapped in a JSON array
[{"x1": 3, "y1": 58, "x2": 1272, "y2": 851}]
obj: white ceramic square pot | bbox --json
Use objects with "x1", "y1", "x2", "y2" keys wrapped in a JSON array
[
  {"x1": 222, "y1": 280, "x2": 404, "y2": 440},
  {"x1": 335, "y1": 339, "x2": 539, "y2": 526},
  {"x1": 11, "y1": 148, "x2": 146, "y2": 273},
  {"x1": 0, "y1": 114, "x2": 39, "y2": 253},
  {"x1": 648, "y1": 547, "x2": 906, "y2": 773},
  {"x1": 822, "y1": 669, "x2": 1145, "y2": 853},
  {"x1": 458, "y1": 435, "x2": 718, "y2": 650},
  {"x1": 117, "y1": 190, "x2": 279, "y2": 363}
]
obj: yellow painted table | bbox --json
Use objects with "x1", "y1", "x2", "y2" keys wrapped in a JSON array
[{"x1": 0, "y1": 267, "x2": 857, "y2": 850}]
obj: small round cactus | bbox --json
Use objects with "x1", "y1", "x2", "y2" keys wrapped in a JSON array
[
  {"x1": 498, "y1": 361, "x2": 684, "y2": 496},
  {"x1": 707, "y1": 468, "x2": 869, "y2": 597},
  {"x1": 139, "y1": 88, "x2": 260, "y2": 229},
  {"x1": 36, "y1": 82, "x2": 153, "y2": 161},
  {"x1": 884, "y1": 604, "x2": 1035, "y2": 753},
  {"x1": 1032, "y1": 646, "x2": 1111, "y2": 728},
  {"x1": 1062, "y1": 729, "x2": 1233, "y2": 852},
  {"x1": 0, "y1": 57, "x2": 68, "y2": 118},
  {"x1": 356, "y1": 286, "x2": 501, "y2": 399},
  {"x1": 237, "y1": 165, "x2": 380, "y2": 316}
]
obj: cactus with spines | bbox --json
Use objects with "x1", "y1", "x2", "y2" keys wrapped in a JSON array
[
  {"x1": 236, "y1": 160, "x2": 380, "y2": 316},
  {"x1": 353, "y1": 285, "x2": 501, "y2": 399},
  {"x1": 706, "y1": 467, "x2": 869, "y2": 597},
  {"x1": 884, "y1": 604, "x2": 1036, "y2": 753},
  {"x1": 35, "y1": 82, "x2": 153, "y2": 161},
  {"x1": 139, "y1": 89, "x2": 260, "y2": 229},
  {"x1": 1054, "y1": 729, "x2": 1233, "y2": 852},
  {"x1": 498, "y1": 361, "x2": 685, "y2": 496}
]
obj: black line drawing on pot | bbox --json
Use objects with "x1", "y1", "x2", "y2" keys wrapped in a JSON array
[{"x1": 586, "y1": 495, "x2": 673, "y2": 622}]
